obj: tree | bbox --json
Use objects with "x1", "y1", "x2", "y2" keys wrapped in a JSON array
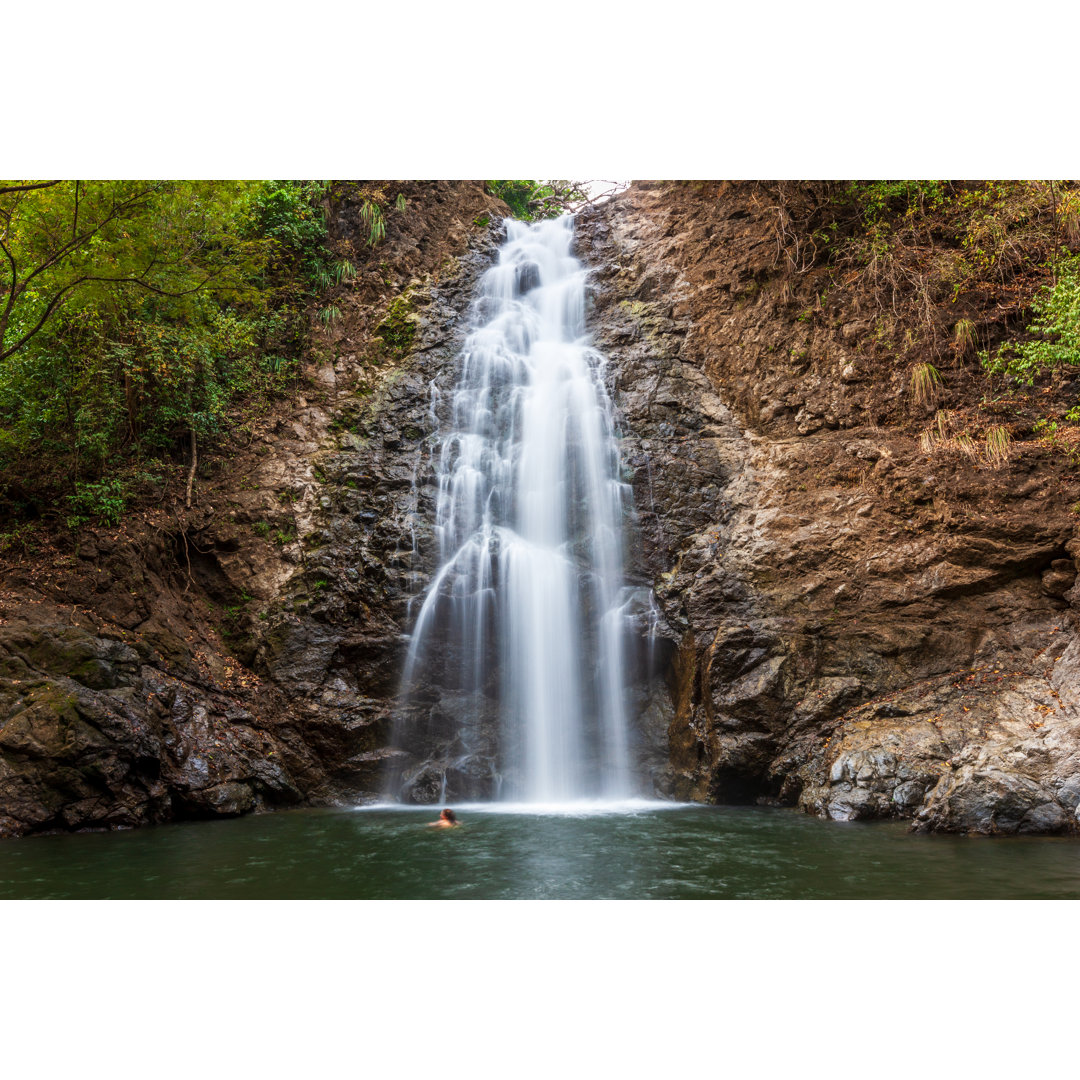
[
  {"x1": 485, "y1": 181, "x2": 591, "y2": 220},
  {"x1": 0, "y1": 180, "x2": 264, "y2": 363},
  {"x1": 0, "y1": 181, "x2": 329, "y2": 516}
]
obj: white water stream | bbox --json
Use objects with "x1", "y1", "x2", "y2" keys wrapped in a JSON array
[{"x1": 401, "y1": 216, "x2": 636, "y2": 801}]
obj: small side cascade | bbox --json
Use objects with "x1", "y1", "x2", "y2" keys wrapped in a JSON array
[{"x1": 397, "y1": 215, "x2": 642, "y2": 802}]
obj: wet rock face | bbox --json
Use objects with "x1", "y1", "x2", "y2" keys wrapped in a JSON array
[
  {"x1": 248, "y1": 223, "x2": 514, "y2": 806},
  {"x1": 0, "y1": 613, "x2": 302, "y2": 838},
  {"x1": 575, "y1": 183, "x2": 1080, "y2": 834}
]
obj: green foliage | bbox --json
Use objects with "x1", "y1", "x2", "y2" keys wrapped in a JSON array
[
  {"x1": 486, "y1": 181, "x2": 585, "y2": 221},
  {"x1": 222, "y1": 599, "x2": 246, "y2": 625},
  {"x1": 250, "y1": 180, "x2": 331, "y2": 289},
  {"x1": 2, "y1": 181, "x2": 263, "y2": 361},
  {"x1": 67, "y1": 477, "x2": 128, "y2": 527},
  {"x1": 852, "y1": 181, "x2": 947, "y2": 225},
  {"x1": 0, "y1": 520, "x2": 37, "y2": 554},
  {"x1": 361, "y1": 201, "x2": 385, "y2": 246},
  {"x1": 982, "y1": 255, "x2": 1080, "y2": 385},
  {"x1": 0, "y1": 180, "x2": 337, "y2": 522}
]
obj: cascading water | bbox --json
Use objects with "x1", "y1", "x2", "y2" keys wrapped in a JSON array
[{"x1": 398, "y1": 215, "x2": 638, "y2": 802}]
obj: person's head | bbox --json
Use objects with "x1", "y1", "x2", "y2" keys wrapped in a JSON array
[{"x1": 441, "y1": 808, "x2": 457, "y2": 823}]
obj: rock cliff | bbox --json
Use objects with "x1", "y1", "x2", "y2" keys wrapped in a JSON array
[
  {"x1": 576, "y1": 182, "x2": 1080, "y2": 834},
  {"x1": 3, "y1": 180, "x2": 1079, "y2": 838}
]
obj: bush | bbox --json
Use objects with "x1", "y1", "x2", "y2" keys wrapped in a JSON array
[
  {"x1": 983, "y1": 255, "x2": 1080, "y2": 385},
  {"x1": 250, "y1": 180, "x2": 331, "y2": 288},
  {"x1": 67, "y1": 477, "x2": 128, "y2": 527}
]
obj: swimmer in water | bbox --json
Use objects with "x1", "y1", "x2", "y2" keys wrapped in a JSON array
[{"x1": 427, "y1": 808, "x2": 460, "y2": 828}]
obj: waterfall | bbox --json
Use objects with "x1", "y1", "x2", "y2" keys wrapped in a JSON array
[{"x1": 398, "y1": 215, "x2": 636, "y2": 802}]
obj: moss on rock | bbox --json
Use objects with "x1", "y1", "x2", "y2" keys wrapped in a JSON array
[{"x1": 375, "y1": 295, "x2": 417, "y2": 359}]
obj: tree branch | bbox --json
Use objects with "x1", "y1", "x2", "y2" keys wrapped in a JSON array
[
  {"x1": 0, "y1": 275, "x2": 91, "y2": 362},
  {"x1": 0, "y1": 233, "x2": 19, "y2": 335},
  {"x1": 0, "y1": 261, "x2": 231, "y2": 363},
  {"x1": 0, "y1": 181, "x2": 61, "y2": 197},
  {"x1": 17, "y1": 185, "x2": 159, "y2": 295},
  {"x1": 185, "y1": 428, "x2": 197, "y2": 509}
]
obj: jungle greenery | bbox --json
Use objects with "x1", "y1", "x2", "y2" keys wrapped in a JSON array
[
  {"x1": 486, "y1": 181, "x2": 587, "y2": 220},
  {"x1": 0, "y1": 180, "x2": 340, "y2": 525},
  {"x1": 983, "y1": 254, "x2": 1080, "y2": 384}
]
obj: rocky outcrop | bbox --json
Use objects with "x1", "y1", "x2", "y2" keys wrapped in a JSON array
[
  {"x1": 576, "y1": 182, "x2": 1080, "y2": 834},
  {"x1": 0, "y1": 602, "x2": 305, "y2": 835}
]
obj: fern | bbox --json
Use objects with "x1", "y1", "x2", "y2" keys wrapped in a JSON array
[{"x1": 360, "y1": 200, "x2": 385, "y2": 247}]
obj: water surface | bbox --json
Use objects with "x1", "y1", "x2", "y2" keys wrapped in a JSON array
[{"x1": 2, "y1": 802, "x2": 1079, "y2": 899}]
